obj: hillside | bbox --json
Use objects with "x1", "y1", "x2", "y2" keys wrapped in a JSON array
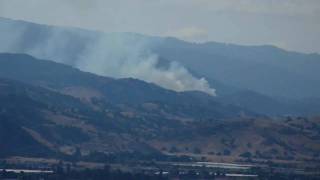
[
  {"x1": 1, "y1": 78, "x2": 320, "y2": 163},
  {"x1": 153, "y1": 38, "x2": 320, "y2": 99},
  {"x1": 0, "y1": 53, "x2": 246, "y2": 117},
  {"x1": 0, "y1": 54, "x2": 319, "y2": 163},
  {"x1": 0, "y1": 53, "x2": 247, "y2": 157}
]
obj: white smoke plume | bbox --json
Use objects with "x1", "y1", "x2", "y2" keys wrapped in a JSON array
[
  {"x1": 0, "y1": 18, "x2": 216, "y2": 95},
  {"x1": 77, "y1": 34, "x2": 216, "y2": 95}
]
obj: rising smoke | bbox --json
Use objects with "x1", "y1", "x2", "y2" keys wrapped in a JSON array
[
  {"x1": 0, "y1": 17, "x2": 215, "y2": 95},
  {"x1": 76, "y1": 34, "x2": 216, "y2": 95}
]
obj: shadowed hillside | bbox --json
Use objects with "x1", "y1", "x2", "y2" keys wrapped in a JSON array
[{"x1": 0, "y1": 54, "x2": 319, "y2": 163}]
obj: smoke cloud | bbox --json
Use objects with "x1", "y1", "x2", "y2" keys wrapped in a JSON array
[
  {"x1": 76, "y1": 34, "x2": 216, "y2": 95},
  {"x1": 0, "y1": 18, "x2": 216, "y2": 95}
]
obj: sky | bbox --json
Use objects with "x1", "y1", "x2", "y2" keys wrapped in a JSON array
[{"x1": 0, "y1": 0, "x2": 319, "y2": 53}]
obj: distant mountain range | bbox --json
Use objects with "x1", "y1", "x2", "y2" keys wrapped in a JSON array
[
  {"x1": 0, "y1": 53, "x2": 319, "y2": 162},
  {"x1": 0, "y1": 17, "x2": 320, "y2": 116},
  {"x1": 1, "y1": 16, "x2": 319, "y2": 99}
]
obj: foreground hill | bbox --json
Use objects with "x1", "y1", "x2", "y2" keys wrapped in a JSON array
[
  {"x1": 0, "y1": 53, "x2": 319, "y2": 163},
  {"x1": 1, "y1": 78, "x2": 320, "y2": 162},
  {"x1": 0, "y1": 53, "x2": 247, "y2": 156}
]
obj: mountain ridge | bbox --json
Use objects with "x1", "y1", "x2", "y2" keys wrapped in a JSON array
[{"x1": 1, "y1": 17, "x2": 319, "y2": 101}]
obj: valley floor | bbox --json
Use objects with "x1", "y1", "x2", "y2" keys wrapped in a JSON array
[{"x1": 1, "y1": 155, "x2": 320, "y2": 179}]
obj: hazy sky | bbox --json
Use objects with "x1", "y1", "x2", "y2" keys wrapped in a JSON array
[{"x1": 0, "y1": 0, "x2": 319, "y2": 53}]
